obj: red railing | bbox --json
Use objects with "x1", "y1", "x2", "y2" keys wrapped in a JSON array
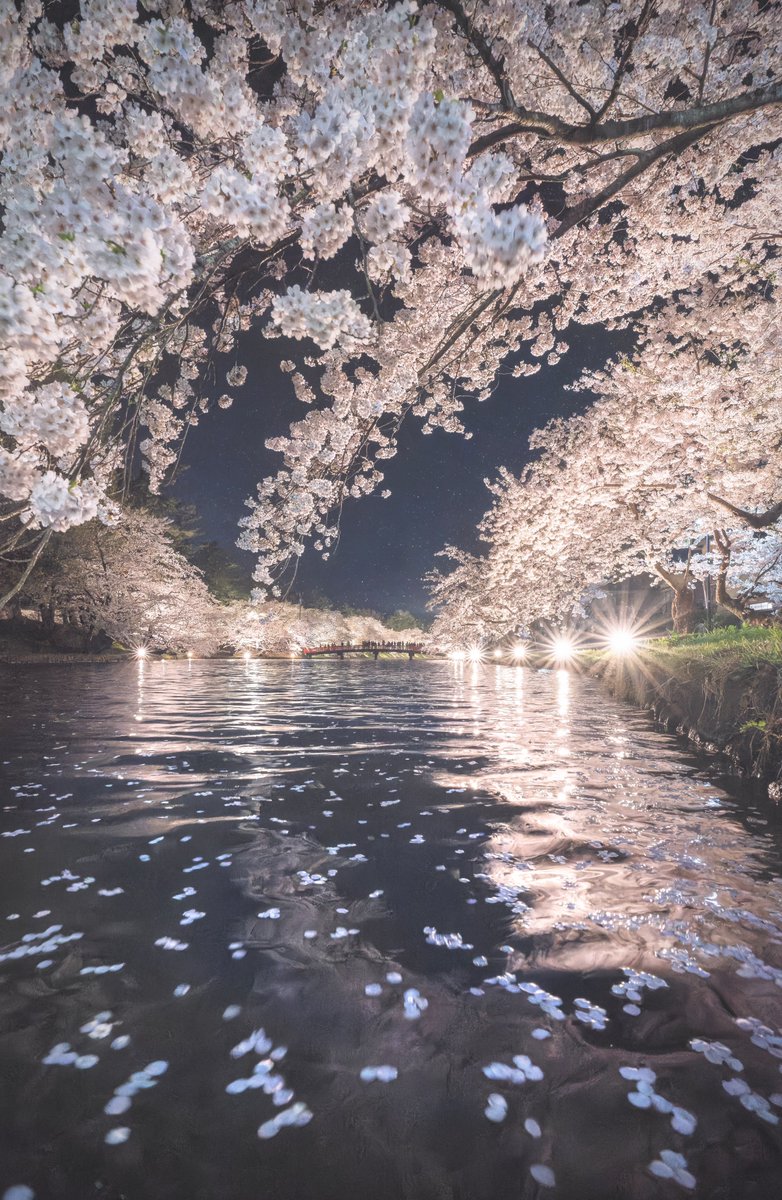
[{"x1": 301, "y1": 642, "x2": 424, "y2": 656}]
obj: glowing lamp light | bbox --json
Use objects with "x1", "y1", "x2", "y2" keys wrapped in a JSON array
[
  {"x1": 511, "y1": 643, "x2": 528, "y2": 661},
  {"x1": 551, "y1": 635, "x2": 576, "y2": 664},
  {"x1": 134, "y1": 646, "x2": 147, "y2": 661},
  {"x1": 492, "y1": 649, "x2": 502, "y2": 659},
  {"x1": 467, "y1": 646, "x2": 483, "y2": 664},
  {"x1": 186, "y1": 651, "x2": 193, "y2": 660},
  {"x1": 607, "y1": 628, "x2": 641, "y2": 656},
  {"x1": 243, "y1": 650, "x2": 252, "y2": 661}
]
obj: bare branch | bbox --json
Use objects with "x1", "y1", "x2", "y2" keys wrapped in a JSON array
[
  {"x1": 592, "y1": 0, "x2": 657, "y2": 122},
  {"x1": 529, "y1": 42, "x2": 596, "y2": 118},
  {"x1": 0, "y1": 530, "x2": 53, "y2": 611}
]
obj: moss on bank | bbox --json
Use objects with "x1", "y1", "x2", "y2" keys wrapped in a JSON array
[{"x1": 588, "y1": 627, "x2": 782, "y2": 798}]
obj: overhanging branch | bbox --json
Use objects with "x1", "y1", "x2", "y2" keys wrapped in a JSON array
[{"x1": 707, "y1": 493, "x2": 782, "y2": 529}]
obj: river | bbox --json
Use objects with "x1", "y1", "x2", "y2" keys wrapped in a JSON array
[{"x1": 1, "y1": 660, "x2": 781, "y2": 1200}]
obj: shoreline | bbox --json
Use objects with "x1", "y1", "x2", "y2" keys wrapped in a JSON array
[
  {"x1": 5, "y1": 638, "x2": 779, "y2": 801},
  {"x1": 0, "y1": 650, "x2": 436, "y2": 664},
  {"x1": 587, "y1": 630, "x2": 782, "y2": 801}
]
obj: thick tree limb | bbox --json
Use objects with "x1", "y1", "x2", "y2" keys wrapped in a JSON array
[
  {"x1": 467, "y1": 80, "x2": 782, "y2": 148},
  {"x1": 653, "y1": 555, "x2": 699, "y2": 631},
  {"x1": 437, "y1": 0, "x2": 782, "y2": 152},
  {"x1": 652, "y1": 560, "x2": 691, "y2": 592},
  {"x1": 712, "y1": 528, "x2": 778, "y2": 624},
  {"x1": 713, "y1": 528, "x2": 746, "y2": 620},
  {"x1": 707, "y1": 493, "x2": 782, "y2": 529}
]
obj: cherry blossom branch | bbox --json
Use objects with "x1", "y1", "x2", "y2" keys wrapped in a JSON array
[
  {"x1": 592, "y1": 0, "x2": 657, "y2": 122},
  {"x1": 707, "y1": 494, "x2": 782, "y2": 529},
  {"x1": 0, "y1": 530, "x2": 52, "y2": 611},
  {"x1": 431, "y1": 0, "x2": 517, "y2": 111},
  {"x1": 528, "y1": 42, "x2": 596, "y2": 118},
  {"x1": 554, "y1": 125, "x2": 716, "y2": 238},
  {"x1": 466, "y1": 85, "x2": 782, "y2": 153},
  {"x1": 695, "y1": 0, "x2": 720, "y2": 103}
]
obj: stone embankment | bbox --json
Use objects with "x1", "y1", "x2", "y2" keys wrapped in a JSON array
[{"x1": 589, "y1": 630, "x2": 782, "y2": 799}]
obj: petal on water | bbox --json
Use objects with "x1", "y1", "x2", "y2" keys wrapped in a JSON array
[
  {"x1": 105, "y1": 1128, "x2": 130, "y2": 1146},
  {"x1": 529, "y1": 1165, "x2": 556, "y2": 1188}
]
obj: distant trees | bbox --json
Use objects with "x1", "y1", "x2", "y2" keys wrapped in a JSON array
[
  {"x1": 129, "y1": 489, "x2": 253, "y2": 601},
  {"x1": 211, "y1": 597, "x2": 428, "y2": 656},
  {"x1": 187, "y1": 542, "x2": 251, "y2": 603},
  {"x1": 0, "y1": 509, "x2": 426, "y2": 656},
  {"x1": 385, "y1": 609, "x2": 425, "y2": 632},
  {"x1": 291, "y1": 595, "x2": 428, "y2": 632},
  {"x1": 0, "y1": 508, "x2": 223, "y2": 654}
]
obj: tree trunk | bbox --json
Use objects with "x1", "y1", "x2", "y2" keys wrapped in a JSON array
[
  {"x1": 653, "y1": 560, "x2": 698, "y2": 633},
  {"x1": 671, "y1": 585, "x2": 698, "y2": 633},
  {"x1": 712, "y1": 528, "x2": 778, "y2": 626}
]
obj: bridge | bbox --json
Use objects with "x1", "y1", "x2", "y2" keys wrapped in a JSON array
[{"x1": 301, "y1": 642, "x2": 425, "y2": 660}]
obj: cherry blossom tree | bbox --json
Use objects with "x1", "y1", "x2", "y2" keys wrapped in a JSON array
[
  {"x1": 0, "y1": 509, "x2": 427, "y2": 654},
  {"x1": 0, "y1": 1, "x2": 780, "y2": 605},
  {"x1": 428, "y1": 275, "x2": 782, "y2": 639},
  {"x1": 0, "y1": 507, "x2": 224, "y2": 652},
  {"x1": 224, "y1": 599, "x2": 426, "y2": 654}
]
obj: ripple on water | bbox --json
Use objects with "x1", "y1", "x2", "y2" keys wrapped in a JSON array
[{"x1": 0, "y1": 660, "x2": 781, "y2": 1199}]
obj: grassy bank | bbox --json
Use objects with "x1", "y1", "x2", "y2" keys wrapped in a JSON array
[{"x1": 589, "y1": 627, "x2": 782, "y2": 797}]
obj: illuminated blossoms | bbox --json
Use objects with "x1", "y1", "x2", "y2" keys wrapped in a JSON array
[{"x1": 0, "y1": 0, "x2": 779, "y2": 601}]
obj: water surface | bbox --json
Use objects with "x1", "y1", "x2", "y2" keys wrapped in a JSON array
[{"x1": 1, "y1": 661, "x2": 781, "y2": 1200}]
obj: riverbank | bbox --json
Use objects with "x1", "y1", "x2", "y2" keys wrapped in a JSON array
[
  {"x1": 588, "y1": 627, "x2": 782, "y2": 798},
  {"x1": 0, "y1": 632, "x2": 434, "y2": 664},
  {"x1": 0, "y1": 649, "x2": 297, "y2": 662}
]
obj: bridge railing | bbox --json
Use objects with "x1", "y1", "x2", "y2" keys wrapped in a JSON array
[{"x1": 300, "y1": 641, "x2": 424, "y2": 656}]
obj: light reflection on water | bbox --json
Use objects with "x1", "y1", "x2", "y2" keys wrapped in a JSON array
[{"x1": 1, "y1": 660, "x2": 781, "y2": 1200}]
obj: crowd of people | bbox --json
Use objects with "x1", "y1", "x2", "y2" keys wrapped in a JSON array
[{"x1": 305, "y1": 640, "x2": 424, "y2": 654}]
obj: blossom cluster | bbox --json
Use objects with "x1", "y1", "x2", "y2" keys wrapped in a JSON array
[
  {"x1": 300, "y1": 203, "x2": 354, "y2": 262},
  {"x1": 27, "y1": 472, "x2": 102, "y2": 533},
  {"x1": 269, "y1": 288, "x2": 374, "y2": 352},
  {"x1": 429, "y1": 279, "x2": 782, "y2": 642},
  {"x1": 0, "y1": 0, "x2": 779, "y2": 593},
  {"x1": 0, "y1": 383, "x2": 89, "y2": 460},
  {"x1": 2, "y1": 504, "x2": 427, "y2": 657}
]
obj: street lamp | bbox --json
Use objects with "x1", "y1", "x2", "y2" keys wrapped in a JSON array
[
  {"x1": 550, "y1": 635, "x2": 576, "y2": 664},
  {"x1": 607, "y1": 628, "x2": 641, "y2": 656}
]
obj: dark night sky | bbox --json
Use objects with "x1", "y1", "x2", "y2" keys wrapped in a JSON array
[{"x1": 173, "y1": 321, "x2": 628, "y2": 619}]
